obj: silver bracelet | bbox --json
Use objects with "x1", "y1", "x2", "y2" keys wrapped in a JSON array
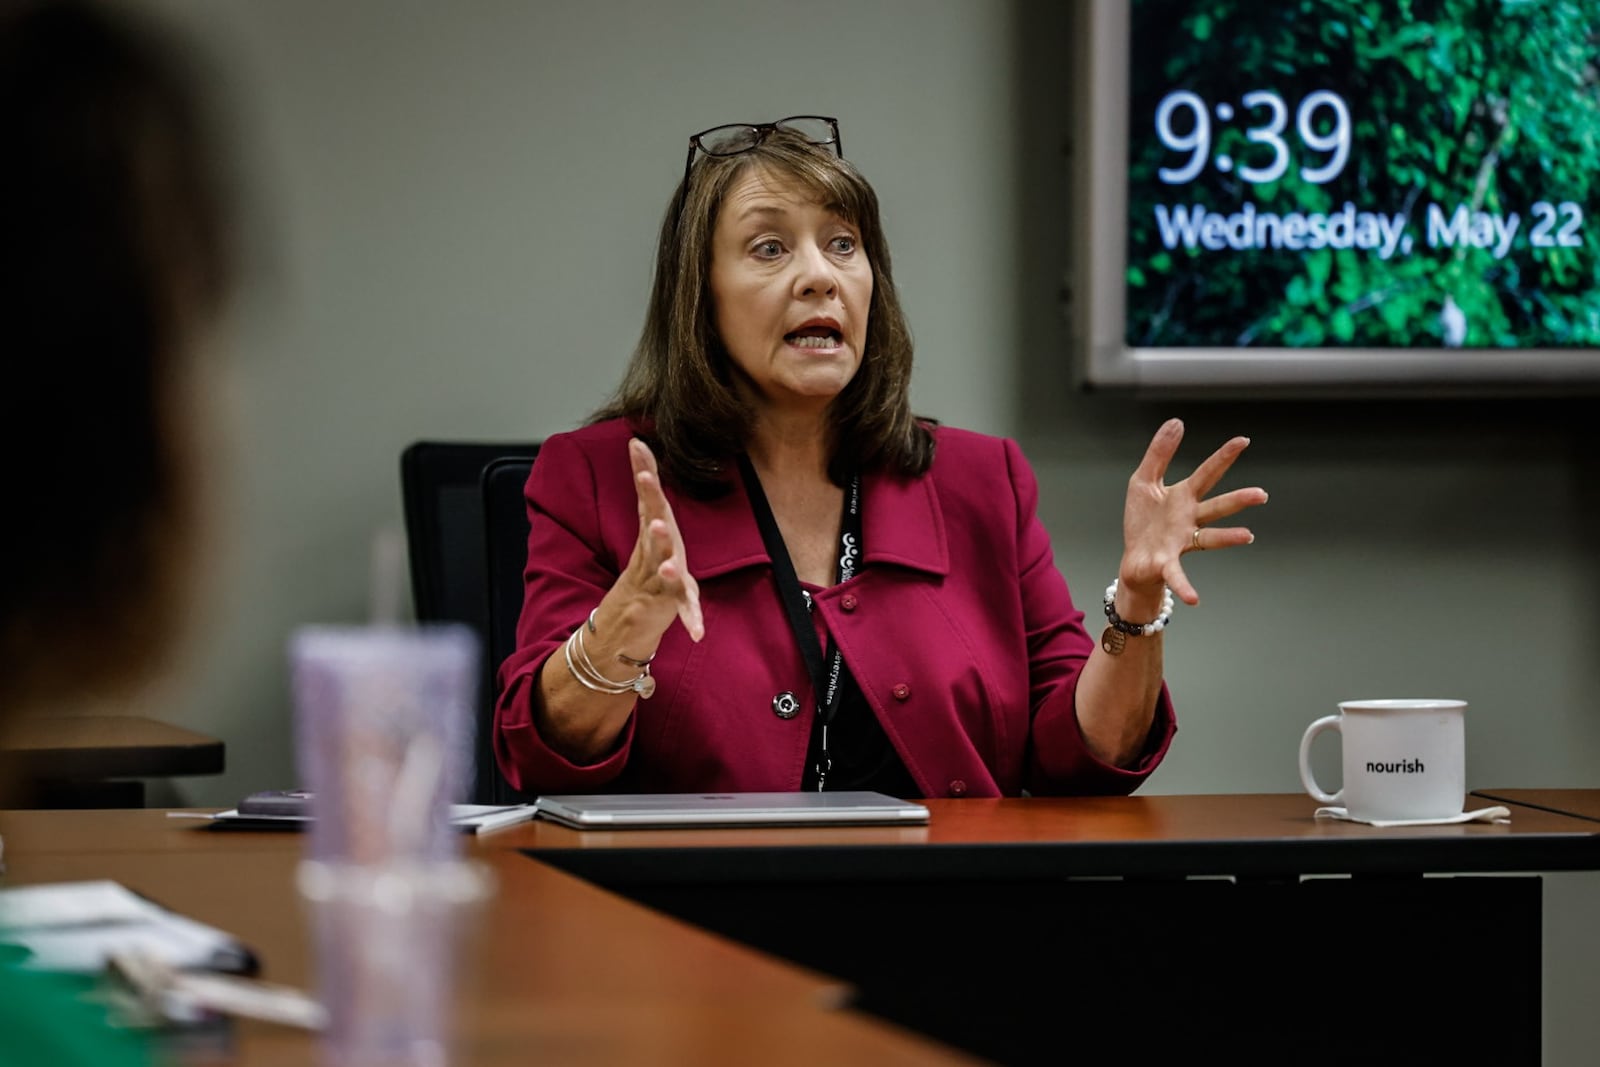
[
  {"x1": 588, "y1": 607, "x2": 656, "y2": 668},
  {"x1": 563, "y1": 626, "x2": 655, "y2": 699}
]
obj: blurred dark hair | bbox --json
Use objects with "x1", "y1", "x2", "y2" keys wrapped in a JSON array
[
  {"x1": 0, "y1": 0, "x2": 232, "y2": 710},
  {"x1": 593, "y1": 127, "x2": 934, "y2": 496}
]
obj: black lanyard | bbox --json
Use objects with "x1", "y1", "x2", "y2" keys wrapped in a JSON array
[{"x1": 736, "y1": 455, "x2": 862, "y2": 791}]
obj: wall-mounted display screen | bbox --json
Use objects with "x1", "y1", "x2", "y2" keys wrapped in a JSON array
[{"x1": 1078, "y1": 0, "x2": 1600, "y2": 393}]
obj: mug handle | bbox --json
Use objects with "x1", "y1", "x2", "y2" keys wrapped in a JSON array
[{"x1": 1298, "y1": 715, "x2": 1343, "y2": 804}]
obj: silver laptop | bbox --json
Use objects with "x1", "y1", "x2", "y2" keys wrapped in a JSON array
[{"x1": 532, "y1": 790, "x2": 930, "y2": 829}]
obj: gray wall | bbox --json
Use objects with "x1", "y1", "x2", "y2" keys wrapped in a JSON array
[{"x1": 146, "y1": 1, "x2": 1597, "y2": 1059}]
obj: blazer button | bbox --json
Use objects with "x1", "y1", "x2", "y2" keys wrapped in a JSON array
[
  {"x1": 840, "y1": 593, "x2": 859, "y2": 612},
  {"x1": 948, "y1": 779, "x2": 968, "y2": 797},
  {"x1": 771, "y1": 691, "x2": 800, "y2": 719},
  {"x1": 891, "y1": 683, "x2": 911, "y2": 701}
]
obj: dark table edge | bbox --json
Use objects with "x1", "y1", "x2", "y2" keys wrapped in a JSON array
[
  {"x1": 525, "y1": 830, "x2": 1600, "y2": 885},
  {"x1": 2, "y1": 741, "x2": 226, "y2": 780}
]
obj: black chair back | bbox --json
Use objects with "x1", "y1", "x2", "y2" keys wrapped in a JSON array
[
  {"x1": 481, "y1": 455, "x2": 540, "y2": 804},
  {"x1": 400, "y1": 440, "x2": 540, "y2": 803}
]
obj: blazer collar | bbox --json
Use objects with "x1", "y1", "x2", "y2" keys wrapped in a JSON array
[
  {"x1": 861, "y1": 466, "x2": 948, "y2": 576},
  {"x1": 671, "y1": 465, "x2": 949, "y2": 580},
  {"x1": 669, "y1": 477, "x2": 768, "y2": 581}
]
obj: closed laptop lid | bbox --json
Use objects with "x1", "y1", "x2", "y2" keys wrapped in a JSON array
[{"x1": 532, "y1": 791, "x2": 930, "y2": 828}]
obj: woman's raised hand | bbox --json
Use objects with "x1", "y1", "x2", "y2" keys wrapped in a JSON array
[
  {"x1": 1118, "y1": 418, "x2": 1267, "y2": 607},
  {"x1": 618, "y1": 437, "x2": 704, "y2": 642}
]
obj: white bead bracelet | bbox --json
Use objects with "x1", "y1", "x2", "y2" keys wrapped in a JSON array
[{"x1": 1100, "y1": 579, "x2": 1174, "y2": 655}]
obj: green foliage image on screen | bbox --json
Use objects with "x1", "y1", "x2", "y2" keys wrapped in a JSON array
[{"x1": 1124, "y1": 0, "x2": 1600, "y2": 350}]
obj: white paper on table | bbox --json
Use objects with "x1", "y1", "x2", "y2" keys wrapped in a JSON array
[
  {"x1": 1314, "y1": 805, "x2": 1512, "y2": 828},
  {"x1": 0, "y1": 880, "x2": 254, "y2": 975},
  {"x1": 168, "y1": 803, "x2": 538, "y2": 835}
]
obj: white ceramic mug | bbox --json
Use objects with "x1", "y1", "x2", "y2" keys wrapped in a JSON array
[{"x1": 1297, "y1": 699, "x2": 1467, "y2": 821}]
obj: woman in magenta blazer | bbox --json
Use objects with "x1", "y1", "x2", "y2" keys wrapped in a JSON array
[{"x1": 494, "y1": 118, "x2": 1266, "y2": 798}]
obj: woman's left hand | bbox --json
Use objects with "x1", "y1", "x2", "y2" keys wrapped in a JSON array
[{"x1": 1118, "y1": 418, "x2": 1267, "y2": 607}]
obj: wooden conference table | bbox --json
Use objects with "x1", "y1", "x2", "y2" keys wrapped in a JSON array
[
  {"x1": 2, "y1": 792, "x2": 1597, "y2": 1066},
  {"x1": 0, "y1": 809, "x2": 973, "y2": 1067}
]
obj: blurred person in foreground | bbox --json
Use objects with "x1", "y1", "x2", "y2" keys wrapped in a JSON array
[
  {"x1": 0, "y1": 0, "x2": 233, "y2": 1061},
  {"x1": 494, "y1": 116, "x2": 1267, "y2": 798}
]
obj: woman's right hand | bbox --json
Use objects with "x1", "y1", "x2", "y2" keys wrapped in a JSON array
[
  {"x1": 532, "y1": 437, "x2": 701, "y2": 763},
  {"x1": 609, "y1": 437, "x2": 704, "y2": 645}
]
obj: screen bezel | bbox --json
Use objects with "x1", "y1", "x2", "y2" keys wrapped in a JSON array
[{"x1": 1077, "y1": 0, "x2": 1600, "y2": 396}]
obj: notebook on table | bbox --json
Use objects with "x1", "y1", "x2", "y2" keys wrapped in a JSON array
[{"x1": 531, "y1": 790, "x2": 930, "y2": 829}]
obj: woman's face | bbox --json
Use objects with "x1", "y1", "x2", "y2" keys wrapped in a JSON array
[{"x1": 708, "y1": 167, "x2": 872, "y2": 416}]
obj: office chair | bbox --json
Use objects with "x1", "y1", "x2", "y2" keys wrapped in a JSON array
[
  {"x1": 399, "y1": 440, "x2": 540, "y2": 803},
  {"x1": 480, "y1": 454, "x2": 540, "y2": 804}
]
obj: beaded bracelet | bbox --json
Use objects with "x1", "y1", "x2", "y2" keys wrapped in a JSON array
[{"x1": 1100, "y1": 579, "x2": 1175, "y2": 656}]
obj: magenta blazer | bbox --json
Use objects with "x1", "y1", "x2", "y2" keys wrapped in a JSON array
[{"x1": 493, "y1": 418, "x2": 1176, "y2": 798}]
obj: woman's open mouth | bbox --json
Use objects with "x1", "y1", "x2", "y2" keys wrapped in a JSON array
[{"x1": 784, "y1": 324, "x2": 843, "y2": 349}]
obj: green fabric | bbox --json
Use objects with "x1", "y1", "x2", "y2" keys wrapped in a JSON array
[{"x1": 0, "y1": 961, "x2": 152, "y2": 1066}]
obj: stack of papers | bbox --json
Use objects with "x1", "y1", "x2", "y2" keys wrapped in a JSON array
[{"x1": 0, "y1": 881, "x2": 255, "y2": 975}]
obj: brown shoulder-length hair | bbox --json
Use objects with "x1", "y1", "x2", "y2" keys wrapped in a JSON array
[
  {"x1": 0, "y1": 0, "x2": 232, "y2": 714},
  {"x1": 593, "y1": 127, "x2": 935, "y2": 496}
]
